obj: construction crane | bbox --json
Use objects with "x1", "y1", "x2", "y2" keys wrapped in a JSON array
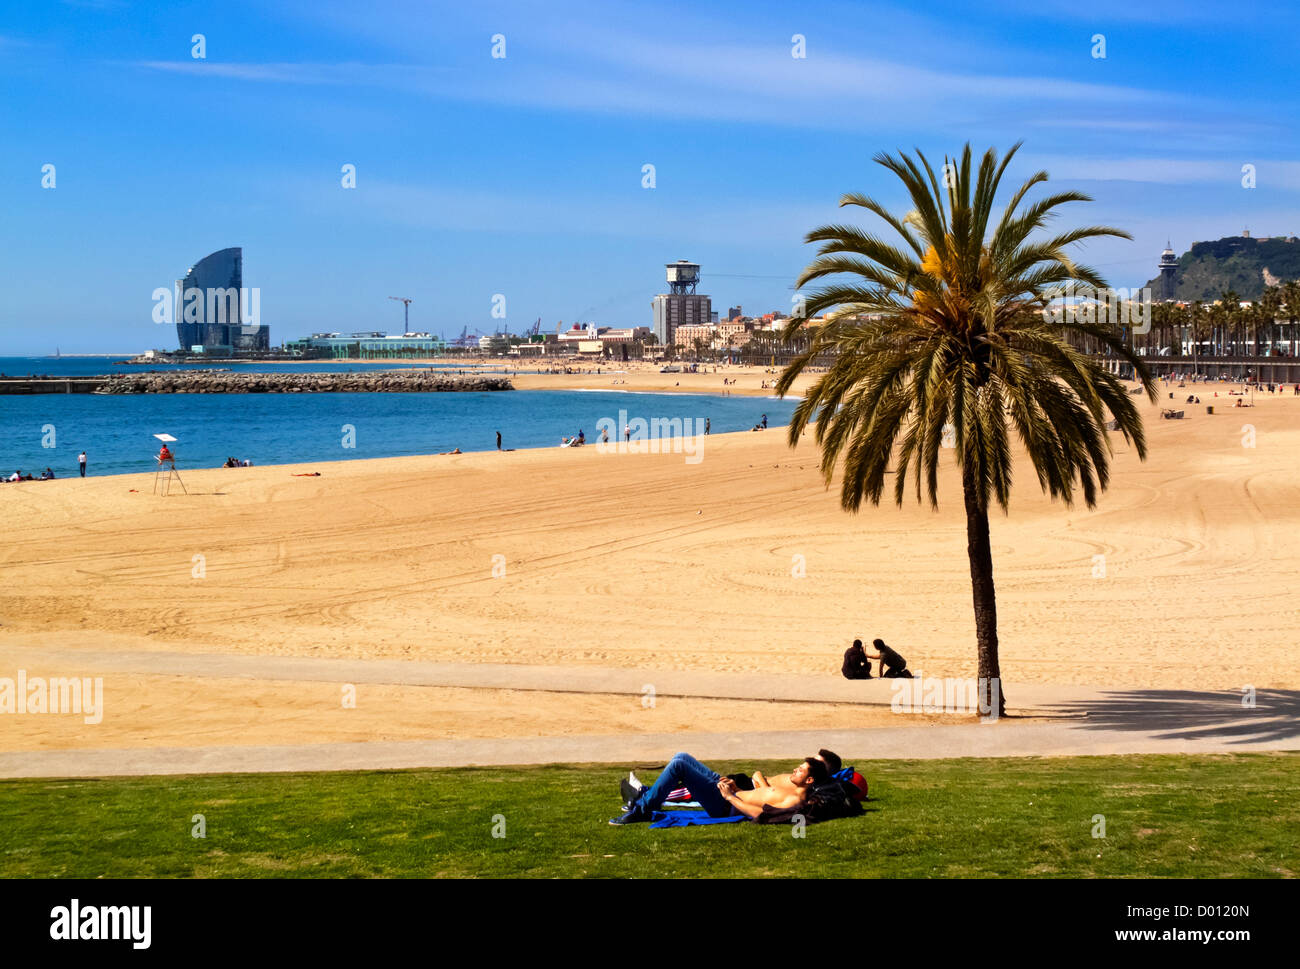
[
  {"x1": 388, "y1": 296, "x2": 412, "y2": 334},
  {"x1": 527, "y1": 317, "x2": 541, "y2": 338}
]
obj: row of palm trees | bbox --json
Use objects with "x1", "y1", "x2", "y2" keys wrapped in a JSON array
[{"x1": 1077, "y1": 284, "x2": 1300, "y2": 370}]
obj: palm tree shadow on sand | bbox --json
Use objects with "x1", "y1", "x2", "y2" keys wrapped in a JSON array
[{"x1": 1044, "y1": 690, "x2": 1300, "y2": 746}]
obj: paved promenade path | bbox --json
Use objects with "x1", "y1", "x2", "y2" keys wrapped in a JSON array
[{"x1": 2, "y1": 647, "x2": 1296, "y2": 778}]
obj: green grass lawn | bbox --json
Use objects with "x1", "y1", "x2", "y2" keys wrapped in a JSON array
[{"x1": 1, "y1": 753, "x2": 1297, "y2": 878}]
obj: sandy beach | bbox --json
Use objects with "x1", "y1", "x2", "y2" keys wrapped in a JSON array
[
  {"x1": 2, "y1": 373, "x2": 1298, "y2": 755},
  {"x1": 288, "y1": 357, "x2": 815, "y2": 398}
]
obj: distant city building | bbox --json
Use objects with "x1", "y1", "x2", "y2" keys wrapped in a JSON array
[
  {"x1": 715, "y1": 319, "x2": 751, "y2": 345},
  {"x1": 557, "y1": 324, "x2": 651, "y2": 354},
  {"x1": 174, "y1": 247, "x2": 270, "y2": 353},
  {"x1": 652, "y1": 260, "x2": 711, "y2": 345},
  {"x1": 286, "y1": 332, "x2": 446, "y2": 358},
  {"x1": 728, "y1": 305, "x2": 742, "y2": 320},
  {"x1": 673, "y1": 323, "x2": 714, "y2": 349}
]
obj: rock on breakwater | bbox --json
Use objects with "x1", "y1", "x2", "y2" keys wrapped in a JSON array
[{"x1": 89, "y1": 372, "x2": 514, "y2": 394}]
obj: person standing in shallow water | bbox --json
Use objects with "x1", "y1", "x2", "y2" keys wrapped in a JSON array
[
  {"x1": 78, "y1": 451, "x2": 86, "y2": 477},
  {"x1": 496, "y1": 430, "x2": 502, "y2": 451}
]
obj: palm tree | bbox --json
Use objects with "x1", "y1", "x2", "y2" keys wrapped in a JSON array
[
  {"x1": 1257, "y1": 288, "x2": 1282, "y2": 358},
  {"x1": 775, "y1": 143, "x2": 1155, "y2": 714},
  {"x1": 1219, "y1": 290, "x2": 1242, "y2": 362},
  {"x1": 1187, "y1": 300, "x2": 1208, "y2": 374},
  {"x1": 1149, "y1": 301, "x2": 1176, "y2": 357},
  {"x1": 1282, "y1": 281, "x2": 1300, "y2": 358},
  {"x1": 1207, "y1": 299, "x2": 1228, "y2": 363}
]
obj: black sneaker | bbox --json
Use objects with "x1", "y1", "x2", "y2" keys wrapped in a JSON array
[{"x1": 608, "y1": 804, "x2": 650, "y2": 825}]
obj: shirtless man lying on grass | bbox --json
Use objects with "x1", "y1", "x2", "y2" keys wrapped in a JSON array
[{"x1": 609, "y1": 752, "x2": 829, "y2": 825}]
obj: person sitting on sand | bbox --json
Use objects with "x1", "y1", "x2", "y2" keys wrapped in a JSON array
[
  {"x1": 610, "y1": 753, "x2": 829, "y2": 825},
  {"x1": 866, "y1": 638, "x2": 913, "y2": 678},
  {"x1": 842, "y1": 638, "x2": 873, "y2": 679},
  {"x1": 41, "y1": 468, "x2": 54, "y2": 480}
]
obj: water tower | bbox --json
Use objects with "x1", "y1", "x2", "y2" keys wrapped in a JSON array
[
  {"x1": 652, "y1": 260, "x2": 711, "y2": 346},
  {"x1": 666, "y1": 260, "x2": 700, "y2": 295}
]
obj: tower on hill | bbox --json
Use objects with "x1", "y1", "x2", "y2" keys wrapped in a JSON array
[{"x1": 1157, "y1": 242, "x2": 1179, "y2": 301}]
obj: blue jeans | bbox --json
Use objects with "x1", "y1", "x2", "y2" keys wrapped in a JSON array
[{"x1": 634, "y1": 752, "x2": 735, "y2": 818}]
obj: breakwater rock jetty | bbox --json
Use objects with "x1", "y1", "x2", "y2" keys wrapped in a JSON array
[{"x1": 0, "y1": 372, "x2": 514, "y2": 395}]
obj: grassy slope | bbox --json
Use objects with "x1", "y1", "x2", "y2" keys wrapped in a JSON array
[{"x1": 1, "y1": 754, "x2": 1297, "y2": 878}]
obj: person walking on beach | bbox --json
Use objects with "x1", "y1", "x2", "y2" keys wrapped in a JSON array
[
  {"x1": 78, "y1": 451, "x2": 86, "y2": 477},
  {"x1": 761, "y1": 413, "x2": 768, "y2": 429},
  {"x1": 705, "y1": 417, "x2": 710, "y2": 436},
  {"x1": 496, "y1": 430, "x2": 502, "y2": 451}
]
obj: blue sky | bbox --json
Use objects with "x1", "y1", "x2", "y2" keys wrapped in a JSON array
[{"x1": 3, "y1": 0, "x2": 1299, "y2": 353}]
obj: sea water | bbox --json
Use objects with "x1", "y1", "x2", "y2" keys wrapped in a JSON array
[{"x1": 0, "y1": 386, "x2": 797, "y2": 478}]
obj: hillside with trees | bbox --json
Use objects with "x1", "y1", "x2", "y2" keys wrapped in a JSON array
[{"x1": 1145, "y1": 234, "x2": 1300, "y2": 300}]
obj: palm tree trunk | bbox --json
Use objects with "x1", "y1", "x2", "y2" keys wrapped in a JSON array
[{"x1": 962, "y1": 457, "x2": 1006, "y2": 717}]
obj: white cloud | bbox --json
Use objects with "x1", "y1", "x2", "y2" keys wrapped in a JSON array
[
  {"x1": 1025, "y1": 155, "x2": 1300, "y2": 188},
  {"x1": 130, "y1": 29, "x2": 1190, "y2": 134}
]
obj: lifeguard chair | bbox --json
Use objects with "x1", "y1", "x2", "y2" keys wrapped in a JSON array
[{"x1": 152, "y1": 433, "x2": 188, "y2": 496}]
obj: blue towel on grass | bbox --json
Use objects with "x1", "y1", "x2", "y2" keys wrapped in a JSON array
[{"x1": 650, "y1": 810, "x2": 748, "y2": 828}]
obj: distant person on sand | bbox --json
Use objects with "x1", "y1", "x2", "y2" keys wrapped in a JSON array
[
  {"x1": 78, "y1": 451, "x2": 86, "y2": 477},
  {"x1": 866, "y1": 638, "x2": 913, "y2": 678},
  {"x1": 842, "y1": 638, "x2": 873, "y2": 679},
  {"x1": 496, "y1": 430, "x2": 502, "y2": 451},
  {"x1": 705, "y1": 417, "x2": 710, "y2": 435},
  {"x1": 761, "y1": 413, "x2": 767, "y2": 429}
]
